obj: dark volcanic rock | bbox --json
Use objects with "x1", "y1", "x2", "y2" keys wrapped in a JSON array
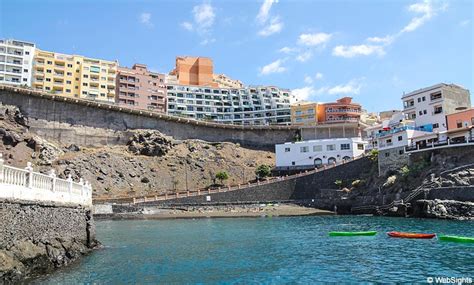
[{"x1": 127, "y1": 130, "x2": 174, "y2": 157}]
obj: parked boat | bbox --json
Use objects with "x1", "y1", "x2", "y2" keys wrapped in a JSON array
[
  {"x1": 329, "y1": 231, "x2": 377, "y2": 237},
  {"x1": 439, "y1": 235, "x2": 474, "y2": 243},
  {"x1": 387, "y1": 231, "x2": 436, "y2": 239}
]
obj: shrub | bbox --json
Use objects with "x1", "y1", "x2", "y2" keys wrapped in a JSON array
[
  {"x1": 399, "y1": 165, "x2": 410, "y2": 178},
  {"x1": 255, "y1": 164, "x2": 272, "y2": 180},
  {"x1": 334, "y1": 179, "x2": 343, "y2": 189},
  {"x1": 351, "y1": 179, "x2": 365, "y2": 188},
  {"x1": 215, "y1": 171, "x2": 229, "y2": 185},
  {"x1": 368, "y1": 149, "x2": 379, "y2": 161}
]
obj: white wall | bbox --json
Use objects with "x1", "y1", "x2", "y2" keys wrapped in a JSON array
[{"x1": 275, "y1": 138, "x2": 367, "y2": 167}]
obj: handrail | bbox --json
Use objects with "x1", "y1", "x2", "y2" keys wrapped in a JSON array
[
  {"x1": 0, "y1": 154, "x2": 92, "y2": 206},
  {"x1": 95, "y1": 155, "x2": 366, "y2": 205}
]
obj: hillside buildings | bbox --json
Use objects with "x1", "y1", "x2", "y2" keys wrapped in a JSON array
[
  {"x1": 402, "y1": 83, "x2": 471, "y2": 132},
  {"x1": 0, "y1": 39, "x2": 36, "y2": 86},
  {"x1": 169, "y1": 56, "x2": 217, "y2": 87},
  {"x1": 291, "y1": 97, "x2": 362, "y2": 125},
  {"x1": 116, "y1": 64, "x2": 167, "y2": 112},
  {"x1": 275, "y1": 137, "x2": 367, "y2": 169},
  {"x1": 166, "y1": 85, "x2": 292, "y2": 125},
  {"x1": 32, "y1": 49, "x2": 118, "y2": 102}
]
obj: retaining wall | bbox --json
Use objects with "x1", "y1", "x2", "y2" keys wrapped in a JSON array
[
  {"x1": 0, "y1": 86, "x2": 360, "y2": 149},
  {"x1": 0, "y1": 199, "x2": 97, "y2": 282}
]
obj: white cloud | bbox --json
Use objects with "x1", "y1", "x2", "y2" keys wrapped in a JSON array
[
  {"x1": 459, "y1": 19, "x2": 470, "y2": 27},
  {"x1": 193, "y1": 3, "x2": 215, "y2": 31},
  {"x1": 333, "y1": 0, "x2": 447, "y2": 58},
  {"x1": 256, "y1": 0, "x2": 283, "y2": 37},
  {"x1": 257, "y1": 0, "x2": 278, "y2": 24},
  {"x1": 139, "y1": 13, "x2": 153, "y2": 27},
  {"x1": 258, "y1": 17, "x2": 283, "y2": 36},
  {"x1": 200, "y1": 38, "x2": 216, "y2": 45},
  {"x1": 296, "y1": 51, "x2": 313, "y2": 62},
  {"x1": 259, "y1": 59, "x2": 286, "y2": 75},
  {"x1": 297, "y1": 33, "x2": 332, "y2": 46},
  {"x1": 315, "y1": 72, "x2": 323, "y2": 80},
  {"x1": 332, "y1": 45, "x2": 385, "y2": 58},
  {"x1": 181, "y1": 21, "x2": 193, "y2": 31},
  {"x1": 327, "y1": 79, "x2": 363, "y2": 95},
  {"x1": 292, "y1": 86, "x2": 315, "y2": 101},
  {"x1": 366, "y1": 35, "x2": 394, "y2": 44},
  {"x1": 279, "y1": 46, "x2": 297, "y2": 54},
  {"x1": 304, "y1": 76, "x2": 313, "y2": 85}
]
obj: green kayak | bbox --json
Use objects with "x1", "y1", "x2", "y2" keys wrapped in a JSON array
[
  {"x1": 329, "y1": 231, "x2": 377, "y2": 237},
  {"x1": 439, "y1": 235, "x2": 474, "y2": 243}
]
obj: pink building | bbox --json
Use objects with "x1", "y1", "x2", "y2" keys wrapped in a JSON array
[{"x1": 116, "y1": 64, "x2": 167, "y2": 112}]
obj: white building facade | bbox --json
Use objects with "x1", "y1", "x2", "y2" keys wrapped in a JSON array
[
  {"x1": 166, "y1": 85, "x2": 292, "y2": 125},
  {"x1": 402, "y1": 83, "x2": 471, "y2": 133},
  {"x1": 275, "y1": 137, "x2": 367, "y2": 169},
  {"x1": 0, "y1": 39, "x2": 36, "y2": 86}
]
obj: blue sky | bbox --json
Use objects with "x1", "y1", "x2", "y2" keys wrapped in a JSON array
[{"x1": 1, "y1": 0, "x2": 472, "y2": 112}]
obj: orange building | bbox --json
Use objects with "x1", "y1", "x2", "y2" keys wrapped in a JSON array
[
  {"x1": 318, "y1": 97, "x2": 362, "y2": 124},
  {"x1": 169, "y1": 56, "x2": 217, "y2": 87},
  {"x1": 446, "y1": 108, "x2": 474, "y2": 130}
]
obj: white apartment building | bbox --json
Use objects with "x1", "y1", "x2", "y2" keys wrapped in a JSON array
[
  {"x1": 166, "y1": 85, "x2": 292, "y2": 125},
  {"x1": 0, "y1": 39, "x2": 36, "y2": 86},
  {"x1": 402, "y1": 83, "x2": 471, "y2": 133},
  {"x1": 275, "y1": 137, "x2": 367, "y2": 169}
]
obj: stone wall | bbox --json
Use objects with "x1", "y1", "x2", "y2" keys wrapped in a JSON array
[
  {"x1": 378, "y1": 146, "x2": 409, "y2": 176},
  {"x1": 0, "y1": 87, "x2": 360, "y2": 149},
  {"x1": 0, "y1": 199, "x2": 98, "y2": 282},
  {"x1": 140, "y1": 157, "x2": 372, "y2": 208}
]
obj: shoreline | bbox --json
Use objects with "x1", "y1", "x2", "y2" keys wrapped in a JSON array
[{"x1": 94, "y1": 204, "x2": 334, "y2": 220}]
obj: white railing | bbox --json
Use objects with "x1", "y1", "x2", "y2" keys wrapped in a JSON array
[{"x1": 0, "y1": 154, "x2": 92, "y2": 206}]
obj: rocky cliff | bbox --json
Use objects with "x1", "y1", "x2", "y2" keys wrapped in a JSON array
[{"x1": 0, "y1": 104, "x2": 274, "y2": 198}]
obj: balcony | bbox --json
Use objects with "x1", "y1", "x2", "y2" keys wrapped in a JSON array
[{"x1": 326, "y1": 108, "x2": 361, "y2": 114}]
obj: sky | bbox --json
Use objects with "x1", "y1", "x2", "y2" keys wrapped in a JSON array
[{"x1": 1, "y1": 0, "x2": 472, "y2": 112}]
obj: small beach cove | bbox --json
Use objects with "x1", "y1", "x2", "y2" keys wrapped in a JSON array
[{"x1": 35, "y1": 215, "x2": 474, "y2": 284}]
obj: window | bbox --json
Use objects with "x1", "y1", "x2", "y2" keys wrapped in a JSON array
[
  {"x1": 398, "y1": 136, "x2": 403, "y2": 141},
  {"x1": 430, "y1": 91, "x2": 442, "y2": 101},
  {"x1": 45, "y1": 78, "x2": 51, "y2": 82},
  {"x1": 399, "y1": 149, "x2": 404, "y2": 155},
  {"x1": 47, "y1": 61, "x2": 52, "y2": 64},
  {"x1": 327, "y1": 157, "x2": 336, "y2": 164},
  {"x1": 300, "y1": 146, "x2": 309, "y2": 153},
  {"x1": 419, "y1": 111, "x2": 423, "y2": 116},
  {"x1": 292, "y1": 161, "x2": 296, "y2": 166},
  {"x1": 422, "y1": 96, "x2": 426, "y2": 101},
  {"x1": 67, "y1": 64, "x2": 73, "y2": 68},
  {"x1": 25, "y1": 51, "x2": 29, "y2": 55},
  {"x1": 434, "y1": 106, "x2": 443, "y2": 114},
  {"x1": 340, "y1": 143, "x2": 350, "y2": 150},
  {"x1": 313, "y1": 145, "x2": 322, "y2": 152},
  {"x1": 327, "y1": 144, "x2": 335, "y2": 151},
  {"x1": 67, "y1": 72, "x2": 72, "y2": 76},
  {"x1": 83, "y1": 83, "x2": 88, "y2": 86},
  {"x1": 457, "y1": 120, "x2": 462, "y2": 128},
  {"x1": 66, "y1": 80, "x2": 71, "y2": 84},
  {"x1": 66, "y1": 89, "x2": 71, "y2": 93},
  {"x1": 46, "y1": 69, "x2": 51, "y2": 73},
  {"x1": 423, "y1": 110, "x2": 427, "y2": 115},
  {"x1": 357, "y1": 144, "x2": 364, "y2": 150},
  {"x1": 284, "y1": 147, "x2": 290, "y2": 152},
  {"x1": 471, "y1": 117, "x2": 474, "y2": 125},
  {"x1": 385, "y1": 152, "x2": 390, "y2": 157},
  {"x1": 433, "y1": 123, "x2": 439, "y2": 129},
  {"x1": 314, "y1": 158, "x2": 322, "y2": 166},
  {"x1": 83, "y1": 74, "x2": 89, "y2": 78},
  {"x1": 417, "y1": 98, "x2": 421, "y2": 103}
]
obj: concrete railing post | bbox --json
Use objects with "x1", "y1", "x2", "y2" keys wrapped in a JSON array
[
  {"x1": 0, "y1": 153, "x2": 4, "y2": 182},
  {"x1": 50, "y1": 169, "x2": 56, "y2": 192},
  {"x1": 67, "y1": 174, "x2": 73, "y2": 196},
  {"x1": 25, "y1": 162, "x2": 33, "y2": 189},
  {"x1": 133, "y1": 197, "x2": 136, "y2": 204},
  {"x1": 79, "y1": 178, "x2": 84, "y2": 196}
]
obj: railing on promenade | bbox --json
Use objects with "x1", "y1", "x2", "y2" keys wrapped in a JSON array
[
  {"x1": 405, "y1": 136, "x2": 474, "y2": 153},
  {"x1": 94, "y1": 155, "x2": 365, "y2": 205},
  {"x1": 0, "y1": 154, "x2": 92, "y2": 206}
]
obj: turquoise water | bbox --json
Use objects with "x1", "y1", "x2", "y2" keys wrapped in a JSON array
[{"x1": 37, "y1": 216, "x2": 473, "y2": 284}]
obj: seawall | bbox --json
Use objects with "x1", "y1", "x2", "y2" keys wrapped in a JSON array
[
  {"x1": 0, "y1": 85, "x2": 360, "y2": 149},
  {"x1": 0, "y1": 199, "x2": 98, "y2": 283}
]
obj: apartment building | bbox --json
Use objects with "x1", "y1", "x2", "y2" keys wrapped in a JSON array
[
  {"x1": 0, "y1": 39, "x2": 36, "y2": 86},
  {"x1": 290, "y1": 102, "x2": 321, "y2": 125},
  {"x1": 116, "y1": 64, "x2": 167, "y2": 113},
  {"x1": 275, "y1": 137, "x2": 367, "y2": 169},
  {"x1": 212, "y1": 74, "x2": 244, "y2": 88},
  {"x1": 166, "y1": 85, "x2": 292, "y2": 125},
  {"x1": 402, "y1": 83, "x2": 471, "y2": 132},
  {"x1": 318, "y1": 97, "x2": 362, "y2": 124},
  {"x1": 32, "y1": 49, "x2": 118, "y2": 102},
  {"x1": 169, "y1": 56, "x2": 217, "y2": 87}
]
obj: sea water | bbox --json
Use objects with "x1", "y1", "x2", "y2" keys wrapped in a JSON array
[{"x1": 36, "y1": 216, "x2": 474, "y2": 284}]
